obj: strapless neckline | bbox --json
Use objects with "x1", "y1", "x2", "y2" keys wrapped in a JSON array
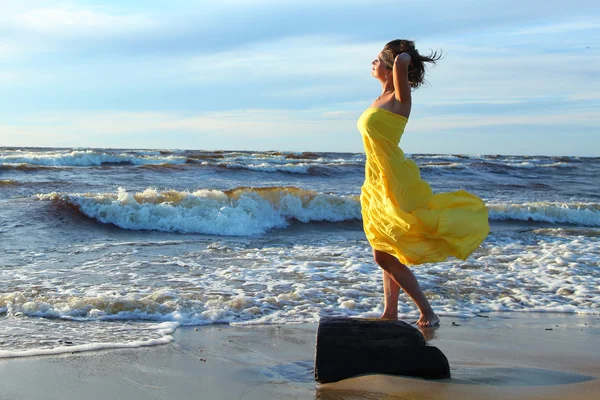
[{"x1": 366, "y1": 107, "x2": 409, "y2": 121}]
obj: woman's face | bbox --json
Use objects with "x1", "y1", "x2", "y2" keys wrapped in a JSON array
[{"x1": 371, "y1": 51, "x2": 390, "y2": 80}]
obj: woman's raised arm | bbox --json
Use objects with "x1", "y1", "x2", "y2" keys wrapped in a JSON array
[{"x1": 392, "y1": 53, "x2": 412, "y2": 104}]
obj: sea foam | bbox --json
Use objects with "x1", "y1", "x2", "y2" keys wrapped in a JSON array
[
  {"x1": 0, "y1": 149, "x2": 187, "y2": 166},
  {"x1": 488, "y1": 202, "x2": 600, "y2": 227},
  {"x1": 37, "y1": 188, "x2": 600, "y2": 231},
  {"x1": 36, "y1": 186, "x2": 361, "y2": 235}
]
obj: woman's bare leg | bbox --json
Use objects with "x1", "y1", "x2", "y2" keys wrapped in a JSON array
[
  {"x1": 381, "y1": 270, "x2": 400, "y2": 319},
  {"x1": 373, "y1": 249, "x2": 440, "y2": 327}
]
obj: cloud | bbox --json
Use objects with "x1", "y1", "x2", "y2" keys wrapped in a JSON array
[
  {"x1": 0, "y1": 1, "x2": 599, "y2": 156},
  {"x1": 12, "y1": 6, "x2": 155, "y2": 36},
  {"x1": 0, "y1": 108, "x2": 359, "y2": 151},
  {"x1": 181, "y1": 35, "x2": 375, "y2": 83},
  {"x1": 513, "y1": 20, "x2": 600, "y2": 36},
  {"x1": 3, "y1": 0, "x2": 598, "y2": 60},
  {"x1": 2, "y1": 105, "x2": 599, "y2": 156},
  {"x1": 412, "y1": 37, "x2": 600, "y2": 108},
  {"x1": 409, "y1": 110, "x2": 600, "y2": 132}
]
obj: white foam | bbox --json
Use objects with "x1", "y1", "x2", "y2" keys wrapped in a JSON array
[
  {"x1": 223, "y1": 162, "x2": 315, "y2": 174},
  {"x1": 541, "y1": 162, "x2": 575, "y2": 168},
  {"x1": 1, "y1": 227, "x2": 598, "y2": 357},
  {"x1": 0, "y1": 149, "x2": 187, "y2": 166},
  {"x1": 220, "y1": 160, "x2": 361, "y2": 174},
  {"x1": 488, "y1": 202, "x2": 600, "y2": 226},
  {"x1": 35, "y1": 187, "x2": 362, "y2": 235},
  {"x1": 0, "y1": 321, "x2": 178, "y2": 359},
  {"x1": 506, "y1": 161, "x2": 536, "y2": 168},
  {"x1": 419, "y1": 162, "x2": 465, "y2": 169},
  {"x1": 37, "y1": 188, "x2": 600, "y2": 229}
]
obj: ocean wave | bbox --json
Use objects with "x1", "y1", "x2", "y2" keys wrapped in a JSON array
[
  {"x1": 218, "y1": 162, "x2": 315, "y2": 174},
  {"x1": 0, "y1": 332, "x2": 175, "y2": 359},
  {"x1": 505, "y1": 161, "x2": 576, "y2": 169},
  {"x1": 540, "y1": 162, "x2": 577, "y2": 169},
  {"x1": 216, "y1": 161, "x2": 363, "y2": 175},
  {"x1": 505, "y1": 162, "x2": 536, "y2": 168},
  {"x1": 186, "y1": 153, "x2": 225, "y2": 161},
  {"x1": 137, "y1": 163, "x2": 187, "y2": 171},
  {"x1": 36, "y1": 186, "x2": 362, "y2": 235},
  {"x1": 0, "y1": 150, "x2": 187, "y2": 167},
  {"x1": 1, "y1": 224, "x2": 599, "y2": 359},
  {"x1": 488, "y1": 202, "x2": 600, "y2": 226},
  {"x1": 1, "y1": 291, "x2": 187, "y2": 321},
  {"x1": 0, "y1": 164, "x2": 51, "y2": 171},
  {"x1": 0, "y1": 179, "x2": 18, "y2": 186},
  {"x1": 283, "y1": 151, "x2": 322, "y2": 160},
  {"x1": 35, "y1": 187, "x2": 600, "y2": 231},
  {"x1": 419, "y1": 162, "x2": 465, "y2": 169},
  {"x1": 412, "y1": 154, "x2": 464, "y2": 161},
  {"x1": 2, "y1": 229, "x2": 599, "y2": 359},
  {"x1": 529, "y1": 227, "x2": 600, "y2": 238},
  {"x1": 501, "y1": 183, "x2": 555, "y2": 190},
  {"x1": 552, "y1": 156, "x2": 582, "y2": 163},
  {"x1": 0, "y1": 307, "x2": 177, "y2": 359}
]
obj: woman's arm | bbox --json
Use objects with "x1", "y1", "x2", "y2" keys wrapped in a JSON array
[{"x1": 392, "y1": 53, "x2": 412, "y2": 104}]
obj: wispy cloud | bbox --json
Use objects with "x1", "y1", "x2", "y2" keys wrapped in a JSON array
[
  {"x1": 0, "y1": 109, "x2": 359, "y2": 151},
  {"x1": 0, "y1": 0, "x2": 599, "y2": 155},
  {"x1": 2, "y1": 105, "x2": 598, "y2": 156},
  {"x1": 11, "y1": 6, "x2": 155, "y2": 36},
  {"x1": 513, "y1": 20, "x2": 600, "y2": 36}
]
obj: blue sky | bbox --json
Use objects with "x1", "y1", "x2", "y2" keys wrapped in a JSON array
[{"x1": 0, "y1": 0, "x2": 599, "y2": 156}]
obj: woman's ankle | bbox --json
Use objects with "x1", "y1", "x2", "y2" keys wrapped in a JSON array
[{"x1": 380, "y1": 310, "x2": 398, "y2": 320}]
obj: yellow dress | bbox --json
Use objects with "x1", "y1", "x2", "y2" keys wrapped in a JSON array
[{"x1": 358, "y1": 107, "x2": 490, "y2": 265}]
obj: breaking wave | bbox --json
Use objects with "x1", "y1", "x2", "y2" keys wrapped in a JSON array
[
  {"x1": 36, "y1": 186, "x2": 362, "y2": 235},
  {"x1": 35, "y1": 186, "x2": 600, "y2": 232},
  {"x1": 0, "y1": 150, "x2": 187, "y2": 167},
  {"x1": 488, "y1": 202, "x2": 600, "y2": 227}
]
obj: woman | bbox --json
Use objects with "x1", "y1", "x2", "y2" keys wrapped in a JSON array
[{"x1": 358, "y1": 40, "x2": 490, "y2": 327}]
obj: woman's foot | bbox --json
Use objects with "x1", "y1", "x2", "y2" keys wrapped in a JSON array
[
  {"x1": 379, "y1": 312, "x2": 398, "y2": 320},
  {"x1": 416, "y1": 312, "x2": 440, "y2": 327}
]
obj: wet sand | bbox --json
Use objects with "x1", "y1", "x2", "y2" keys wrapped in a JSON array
[{"x1": 0, "y1": 313, "x2": 598, "y2": 399}]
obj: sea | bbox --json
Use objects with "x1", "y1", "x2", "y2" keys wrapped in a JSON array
[{"x1": 1, "y1": 147, "x2": 599, "y2": 358}]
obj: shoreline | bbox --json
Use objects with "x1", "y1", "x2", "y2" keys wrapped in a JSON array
[
  {"x1": 0, "y1": 312, "x2": 598, "y2": 399},
  {"x1": 1, "y1": 309, "x2": 598, "y2": 360}
]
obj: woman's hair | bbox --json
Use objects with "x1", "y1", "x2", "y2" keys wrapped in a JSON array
[{"x1": 381, "y1": 39, "x2": 442, "y2": 89}]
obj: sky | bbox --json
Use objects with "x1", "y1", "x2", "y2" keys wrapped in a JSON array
[{"x1": 0, "y1": 0, "x2": 599, "y2": 156}]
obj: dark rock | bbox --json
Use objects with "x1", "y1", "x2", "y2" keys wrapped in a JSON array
[{"x1": 314, "y1": 316, "x2": 450, "y2": 383}]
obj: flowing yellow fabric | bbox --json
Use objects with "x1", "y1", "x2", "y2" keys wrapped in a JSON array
[{"x1": 358, "y1": 107, "x2": 490, "y2": 265}]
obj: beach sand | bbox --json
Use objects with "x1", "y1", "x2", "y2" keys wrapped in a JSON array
[{"x1": 0, "y1": 313, "x2": 598, "y2": 400}]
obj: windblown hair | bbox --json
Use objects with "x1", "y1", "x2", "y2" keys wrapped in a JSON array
[{"x1": 381, "y1": 39, "x2": 442, "y2": 89}]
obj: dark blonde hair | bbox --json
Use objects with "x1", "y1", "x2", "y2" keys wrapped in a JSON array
[{"x1": 380, "y1": 39, "x2": 442, "y2": 89}]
